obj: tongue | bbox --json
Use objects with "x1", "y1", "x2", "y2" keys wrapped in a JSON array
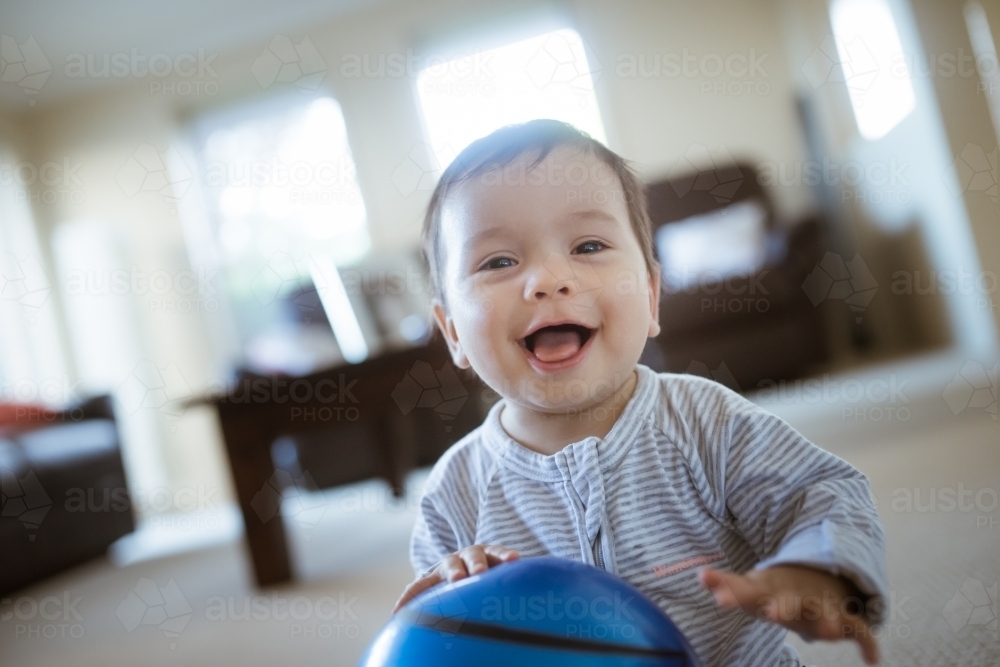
[{"x1": 532, "y1": 329, "x2": 583, "y2": 363}]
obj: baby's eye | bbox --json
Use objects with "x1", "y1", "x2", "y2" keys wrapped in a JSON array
[
  {"x1": 482, "y1": 256, "x2": 515, "y2": 270},
  {"x1": 574, "y1": 240, "x2": 606, "y2": 254}
]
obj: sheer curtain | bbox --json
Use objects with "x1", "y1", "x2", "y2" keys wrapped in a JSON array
[{"x1": 0, "y1": 143, "x2": 70, "y2": 408}]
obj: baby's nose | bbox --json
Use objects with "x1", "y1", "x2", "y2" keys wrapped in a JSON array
[
  {"x1": 534, "y1": 282, "x2": 572, "y2": 299},
  {"x1": 525, "y1": 253, "x2": 578, "y2": 300}
]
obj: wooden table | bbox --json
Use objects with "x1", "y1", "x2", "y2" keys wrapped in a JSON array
[{"x1": 206, "y1": 339, "x2": 490, "y2": 586}]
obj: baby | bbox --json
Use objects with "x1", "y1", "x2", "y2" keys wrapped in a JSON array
[{"x1": 392, "y1": 119, "x2": 888, "y2": 666}]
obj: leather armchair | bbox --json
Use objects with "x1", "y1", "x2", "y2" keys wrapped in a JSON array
[
  {"x1": 641, "y1": 162, "x2": 831, "y2": 391},
  {"x1": 1, "y1": 395, "x2": 134, "y2": 594}
]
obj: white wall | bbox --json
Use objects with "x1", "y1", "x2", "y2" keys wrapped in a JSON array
[
  {"x1": 2, "y1": 0, "x2": 814, "y2": 512},
  {"x1": 777, "y1": 0, "x2": 1000, "y2": 360},
  {"x1": 909, "y1": 0, "x2": 1000, "y2": 350}
]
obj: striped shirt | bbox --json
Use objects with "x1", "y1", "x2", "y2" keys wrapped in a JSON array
[{"x1": 410, "y1": 364, "x2": 888, "y2": 666}]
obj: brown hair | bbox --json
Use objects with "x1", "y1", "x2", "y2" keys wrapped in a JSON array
[{"x1": 420, "y1": 119, "x2": 659, "y2": 309}]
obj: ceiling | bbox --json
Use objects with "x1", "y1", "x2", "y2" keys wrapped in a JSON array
[{"x1": 0, "y1": 0, "x2": 386, "y2": 111}]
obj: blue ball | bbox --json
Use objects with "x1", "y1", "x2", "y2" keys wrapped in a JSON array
[{"x1": 360, "y1": 557, "x2": 702, "y2": 666}]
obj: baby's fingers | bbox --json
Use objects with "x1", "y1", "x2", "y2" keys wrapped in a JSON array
[
  {"x1": 482, "y1": 545, "x2": 520, "y2": 566},
  {"x1": 698, "y1": 567, "x2": 763, "y2": 612},
  {"x1": 440, "y1": 553, "x2": 472, "y2": 582},
  {"x1": 392, "y1": 573, "x2": 442, "y2": 614},
  {"x1": 460, "y1": 547, "x2": 491, "y2": 575},
  {"x1": 840, "y1": 614, "x2": 880, "y2": 665},
  {"x1": 460, "y1": 545, "x2": 519, "y2": 576},
  {"x1": 773, "y1": 601, "x2": 880, "y2": 665}
]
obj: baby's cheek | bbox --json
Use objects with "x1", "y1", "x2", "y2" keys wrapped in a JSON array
[
  {"x1": 454, "y1": 309, "x2": 515, "y2": 377},
  {"x1": 611, "y1": 267, "x2": 643, "y2": 294},
  {"x1": 452, "y1": 281, "x2": 502, "y2": 321}
]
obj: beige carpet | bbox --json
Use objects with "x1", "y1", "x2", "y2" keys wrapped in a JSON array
[
  {"x1": 2, "y1": 358, "x2": 997, "y2": 666},
  {"x1": 789, "y1": 407, "x2": 1000, "y2": 666}
]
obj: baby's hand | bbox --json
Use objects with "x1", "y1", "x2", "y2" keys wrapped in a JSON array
[
  {"x1": 392, "y1": 544, "x2": 519, "y2": 614},
  {"x1": 699, "y1": 564, "x2": 879, "y2": 665}
]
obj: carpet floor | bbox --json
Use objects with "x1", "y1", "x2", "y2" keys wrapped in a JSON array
[{"x1": 2, "y1": 355, "x2": 997, "y2": 666}]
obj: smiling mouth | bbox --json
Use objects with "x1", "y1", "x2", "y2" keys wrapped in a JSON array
[{"x1": 521, "y1": 323, "x2": 595, "y2": 364}]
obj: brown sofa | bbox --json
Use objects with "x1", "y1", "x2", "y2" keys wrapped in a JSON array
[
  {"x1": 1, "y1": 395, "x2": 134, "y2": 594},
  {"x1": 640, "y1": 162, "x2": 831, "y2": 391}
]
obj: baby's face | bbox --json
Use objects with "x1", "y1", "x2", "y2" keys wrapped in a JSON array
[{"x1": 433, "y1": 146, "x2": 660, "y2": 412}]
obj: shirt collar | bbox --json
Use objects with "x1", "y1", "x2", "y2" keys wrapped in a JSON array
[{"x1": 482, "y1": 364, "x2": 659, "y2": 481}]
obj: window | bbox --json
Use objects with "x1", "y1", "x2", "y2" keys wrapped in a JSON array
[
  {"x1": 965, "y1": 2, "x2": 1000, "y2": 141},
  {"x1": 190, "y1": 93, "x2": 371, "y2": 372},
  {"x1": 0, "y1": 144, "x2": 69, "y2": 406},
  {"x1": 829, "y1": 0, "x2": 916, "y2": 140},
  {"x1": 415, "y1": 27, "x2": 606, "y2": 169}
]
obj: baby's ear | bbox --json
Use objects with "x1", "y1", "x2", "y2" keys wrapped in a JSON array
[
  {"x1": 647, "y1": 267, "x2": 662, "y2": 338},
  {"x1": 431, "y1": 300, "x2": 471, "y2": 369}
]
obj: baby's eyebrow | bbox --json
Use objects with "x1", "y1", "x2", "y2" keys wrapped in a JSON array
[
  {"x1": 563, "y1": 208, "x2": 625, "y2": 227},
  {"x1": 461, "y1": 226, "x2": 510, "y2": 254}
]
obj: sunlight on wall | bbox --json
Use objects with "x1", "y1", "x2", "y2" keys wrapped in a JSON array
[
  {"x1": 51, "y1": 218, "x2": 171, "y2": 499},
  {"x1": 202, "y1": 95, "x2": 370, "y2": 267},
  {"x1": 830, "y1": 0, "x2": 916, "y2": 140},
  {"x1": 0, "y1": 145, "x2": 69, "y2": 406},
  {"x1": 415, "y1": 27, "x2": 606, "y2": 170},
  {"x1": 964, "y1": 2, "x2": 1000, "y2": 142},
  {"x1": 190, "y1": 93, "x2": 373, "y2": 370}
]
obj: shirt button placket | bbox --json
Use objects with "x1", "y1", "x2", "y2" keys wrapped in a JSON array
[
  {"x1": 582, "y1": 441, "x2": 609, "y2": 570},
  {"x1": 557, "y1": 448, "x2": 593, "y2": 567}
]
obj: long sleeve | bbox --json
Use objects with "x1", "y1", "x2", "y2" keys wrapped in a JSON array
[
  {"x1": 410, "y1": 491, "x2": 460, "y2": 578},
  {"x1": 701, "y1": 386, "x2": 889, "y2": 624},
  {"x1": 408, "y1": 442, "x2": 489, "y2": 578}
]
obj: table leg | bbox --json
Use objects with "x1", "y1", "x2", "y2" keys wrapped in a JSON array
[{"x1": 218, "y1": 410, "x2": 293, "y2": 586}]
